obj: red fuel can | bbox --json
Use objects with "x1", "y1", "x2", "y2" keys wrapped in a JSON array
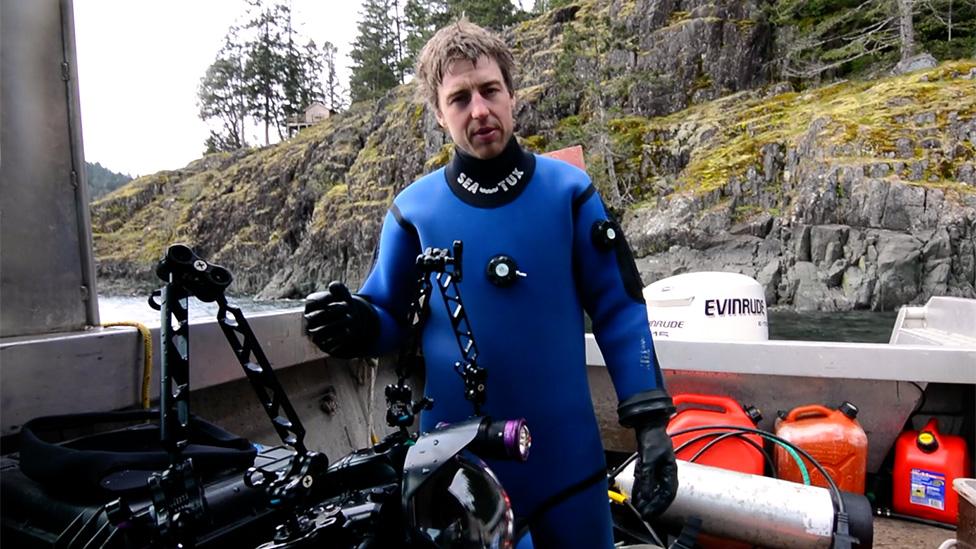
[
  {"x1": 667, "y1": 393, "x2": 764, "y2": 475},
  {"x1": 774, "y1": 402, "x2": 868, "y2": 493},
  {"x1": 893, "y1": 418, "x2": 972, "y2": 525}
]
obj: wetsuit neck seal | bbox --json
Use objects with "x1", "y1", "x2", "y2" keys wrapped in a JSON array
[{"x1": 445, "y1": 137, "x2": 536, "y2": 208}]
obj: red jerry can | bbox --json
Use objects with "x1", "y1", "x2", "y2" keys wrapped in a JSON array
[
  {"x1": 893, "y1": 418, "x2": 972, "y2": 525},
  {"x1": 774, "y1": 402, "x2": 868, "y2": 494},
  {"x1": 667, "y1": 393, "x2": 764, "y2": 475}
]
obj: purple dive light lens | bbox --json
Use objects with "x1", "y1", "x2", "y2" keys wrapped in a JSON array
[{"x1": 502, "y1": 418, "x2": 531, "y2": 462}]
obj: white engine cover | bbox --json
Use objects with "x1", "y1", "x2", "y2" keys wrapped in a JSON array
[{"x1": 643, "y1": 272, "x2": 768, "y2": 342}]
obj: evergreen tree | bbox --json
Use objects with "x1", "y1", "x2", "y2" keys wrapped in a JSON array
[
  {"x1": 531, "y1": 0, "x2": 576, "y2": 13},
  {"x1": 243, "y1": 0, "x2": 291, "y2": 144},
  {"x1": 898, "y1": 0, "x2": 917, "y2": 60},
  {"x1": 772, "y1": 0, "x2": 902, "y2": 79},
  {"x1": 403, "y1": 0, "x2": 451, "y2": 72},
  {"x1": 401, "y1": 0, "x2": 525, "y2": 76},
  {"x1": 322, "y1": 41, "x2": 348, "y2": 112},
  {"x1": 281, "y1": 37, "x2": 325, "y2": 123},
  {"x1": 198, "y1": 30, "x2": 249, "y2": 153},
  {"x1": 916, "y1": 0, "x2": 976, "y2": 57},
  {"x1": 86, "y1": 161, "x2": 134, "y2": 200},
  {"x1": 450, "y1": 0, "x2": 516, "y2": 30},
  {"x1": 349, "y1": 0, "x2": 401, "y2": 103}
]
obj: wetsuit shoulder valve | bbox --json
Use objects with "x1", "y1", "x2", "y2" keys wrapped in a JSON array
[
  {"x1": 486, "y1": 255, "x2": 525, "y2": 287},
  {"x1": 591, "y1": 220, "x2": 620, "y2": 252}
]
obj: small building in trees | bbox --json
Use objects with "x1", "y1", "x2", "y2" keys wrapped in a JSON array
[{"x1": 287, "y1": 102, "x2": 333, "y2": 137}]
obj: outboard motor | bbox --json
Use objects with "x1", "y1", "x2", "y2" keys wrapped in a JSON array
[{"x1": 643, "y1": 272, "x2": 769, "y2": 342}]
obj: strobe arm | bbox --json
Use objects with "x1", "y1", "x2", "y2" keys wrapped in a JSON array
[
  {"x1": 216, "y1": 295, "x2": 329, "y2": 510},
  {"x1": 157, "y1": 245, "x2": 327, "y2": 510},
  {"x1": 216, "y1": 297, "x2": 309, "y2": 456},
  {"x1": 153, "y1": 283, "x2": 192, "y2": 460},
  {"x1": 417, "y1": 241, "x2": 487, "y2": 416},
  {"x1": 155, "y1": 244, "x2": 313, "y2": 459},
  {"x1": 385, "y1": 240, "x2": 486, "y2": 426}
]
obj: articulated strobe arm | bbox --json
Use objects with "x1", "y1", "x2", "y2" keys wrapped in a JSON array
[
  {"x1": 386, "y1": 241, "x2": 487, "y2": 428},
  {"x1": 109, "y1": 244, "x2": 327, "y2": 547}
]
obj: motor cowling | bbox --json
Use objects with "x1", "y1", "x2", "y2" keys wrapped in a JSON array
[{"x1": 643, "y1": 272, "x2": 769, "y2": 342}]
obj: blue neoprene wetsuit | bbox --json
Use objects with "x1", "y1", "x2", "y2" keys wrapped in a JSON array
[{"x1": 359, "y1": 139, "x2": 664, "y2": 548}]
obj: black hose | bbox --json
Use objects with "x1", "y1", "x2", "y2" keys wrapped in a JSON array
[
  {"x1": 875, "y1": 508, "x2": 957, "y2": 531},
  {"x1": 623, "y1": 499, "x2": 665, "y2": 547},
  {"x1": 607, "y1": 451, "x2": 638, "y2": 481},
  {"x1": 612, "y1": 524, "x2": 658, "y2": 547},
  {"x1": 675, "y1": 431, "x2": 776, "y2": 476}
]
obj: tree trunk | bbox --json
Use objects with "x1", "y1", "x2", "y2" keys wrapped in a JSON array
[
  {"x1": 898, "y1": 0, "x2": 916, "y2": 61},
  {"x1": 948, "y1": 0, "x2": 953, "y2": 41},
  {"x1": 265, "y1": 93, "x2": 271, "y2": 146}
]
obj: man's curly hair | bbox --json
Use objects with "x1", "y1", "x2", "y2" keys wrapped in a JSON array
[{"x1": 414, "y1": 19, "x2": 516, "y2": 112}]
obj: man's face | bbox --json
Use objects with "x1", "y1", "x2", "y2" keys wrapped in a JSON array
[{"x1": 435, "y1": 56, "x2": 516, "y2": 160}]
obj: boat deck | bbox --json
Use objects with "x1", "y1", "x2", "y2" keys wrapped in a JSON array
[{"x1": 873, "y1": 517, "x2": 957, "y2": 548}]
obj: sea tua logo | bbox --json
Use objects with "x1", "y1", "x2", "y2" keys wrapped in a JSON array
[
  {"x1": 458, "y1": 167, "x2": 524, "y2": 195},
  {"x1": 705, "y1": 298, "x2": 766, "y2": 317}
]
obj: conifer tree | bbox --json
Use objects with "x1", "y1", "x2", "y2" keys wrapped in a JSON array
[
  {"x1": 242, "y1": 0, "x2": 291, "y2": 144},
  {"x1": 322, "y1": 41, "x2": 348, "y2": 112},
  {"x1": 199, "y1": 0, "x2": 330, "y2": 150},
  {"x1": 401, "y1": 0, "x2": 524, "y2": 76},
  {"x1": 403, "y1": 0, "x2": 451, "y2": 72},
  {"x1": 349, "y1": 0, "x2": 401, "y2": 103},
  {"x1": 198, "y1": 30, "x2": 249, "y2": 152},
  {"x1": 450, "y1": 0, "x2": 516, "y2": 30}
]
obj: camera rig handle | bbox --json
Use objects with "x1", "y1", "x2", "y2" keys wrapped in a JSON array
[{"x1": 388, "y1": 241, "x2": 487, "y2": 423}]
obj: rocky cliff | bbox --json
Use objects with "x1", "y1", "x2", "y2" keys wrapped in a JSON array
[{"x1": 91, "y1": 0, "x2": 976, "y2": 311}]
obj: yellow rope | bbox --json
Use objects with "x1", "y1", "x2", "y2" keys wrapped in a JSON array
[{"x1": 102, "y1": 321, "x2": 153, "y2": 409}]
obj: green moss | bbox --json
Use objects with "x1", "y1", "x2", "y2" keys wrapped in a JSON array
[
  {"x1": 518, "y1": 84, "x2": 546, "y2": 104},
  {"x1": 553, "y1": 114, "x2": 588, "y2": 148},
  {"x1": 734, "y1": 18, "x2": 757, "y2": 31},
  {"x1": 325, "y1": 183, "x2": 348, "y2": 200},
  {"x1": 733, "y1": 203, "x2": 763, "y2": 222},
  {"x1": 658, "y1": 60, "x2": 976, "y2": 195},
  {"x1": 521, "y1": 134, "x2": 548, "y2": 152},
  {"x1": 691, "y1": 73, "x2": 713, "y2": 94},
  {"x1": 425, "y1": 143, "x2": 453, "y2": 172},
  {"x1": 412, "y1": 103, "x2": 426, "y2": 125},
  {"x1": 668, "y1": 11, "x2": 690, "y2": 25}
]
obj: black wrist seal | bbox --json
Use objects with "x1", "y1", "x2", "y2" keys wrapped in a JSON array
[{"x1": 617, "y1": 388, "x2": 675, "y2": 428}]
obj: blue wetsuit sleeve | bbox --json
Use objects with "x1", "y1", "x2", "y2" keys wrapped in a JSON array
[
  {"x1": 572, "y1": 186, "x2": 664, "y2": 402},
  {"x1": 358, "y1": 208, "x2": 420, "y2": 356}
]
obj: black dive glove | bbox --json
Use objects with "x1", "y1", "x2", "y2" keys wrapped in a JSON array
[
  {"x1": 618, "y1": 388, "x2": 678, "y2": 521},
  {"x1": 303, "y1": 281, "x2": 379, "y2": 359}
]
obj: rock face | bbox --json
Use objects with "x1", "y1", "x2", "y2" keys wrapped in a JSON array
[
  {"x1": 91, "y1": 0, "x2": 976, "y2": 311},
  {"x1": 623, "y1": 89, "x2": 976, "y2": 310}
]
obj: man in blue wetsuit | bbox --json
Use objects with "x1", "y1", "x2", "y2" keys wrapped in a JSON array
[{"x1": 304, "y1": 19, "x2": 677, "y2": 548}]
